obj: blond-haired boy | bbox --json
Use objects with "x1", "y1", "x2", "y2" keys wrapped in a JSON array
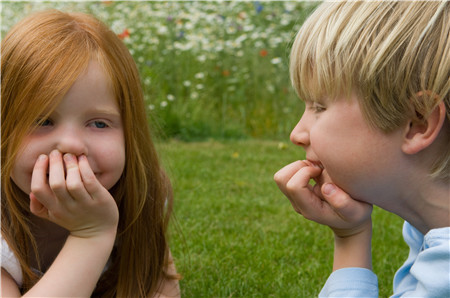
[{"x1": 275, "y1": 1, "x2": 449, "y2": 296}]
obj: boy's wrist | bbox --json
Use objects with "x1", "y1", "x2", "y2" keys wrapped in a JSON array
[
  {"x1": 332, "y1": 220, "x2": 373, "y2": 271},
  {"x1": 332, "y1": 218, "x2": 372, "y2": 238}
]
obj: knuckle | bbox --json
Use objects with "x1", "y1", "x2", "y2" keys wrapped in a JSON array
[
  {"x1": 66, "y1": 180, "x2": 82, "y2": 193},
  {"x1": 285, "y1": 180, "x2": 298, "y2": 193},
  {"x1": 30, "y1": 184, "x2": 46, "y2": 196},
  {"x1": 273, "y1": 171, "x2": 284, "y2": 183},
  {"x1": 82, "y1": 175, "x2": 98, "y2": 191},
  {"x1": 49, "y1": 180, "x2": 65, "y2": 192}
]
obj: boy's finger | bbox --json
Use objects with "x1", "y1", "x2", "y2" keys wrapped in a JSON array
[
  {"x1": 274, "y1": 160, "x2": 312, "y2": 186},
  {"x1": 284, "y1": 165, "x2": 323, "y2": 210},
  {"x1": 321, "y1": 183, "x2": 373, "y2": 222}
]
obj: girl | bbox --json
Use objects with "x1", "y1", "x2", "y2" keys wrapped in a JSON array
[{"x1": 1, "y1": 10, "x2": 180, "y2": 297}]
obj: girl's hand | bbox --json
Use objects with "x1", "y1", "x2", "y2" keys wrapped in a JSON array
[
  {"x1": 274, "y1": 160, "x2": 372, "y2": 237},
  {"x1": 29, "y1": 150, "x2": 119, "y2": 238}
]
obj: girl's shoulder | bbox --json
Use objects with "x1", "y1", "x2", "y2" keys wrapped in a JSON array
[{"x1": 1, "y1": 234, "x2": 23, "y2": 286}]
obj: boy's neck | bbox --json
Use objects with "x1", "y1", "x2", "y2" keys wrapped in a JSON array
[{"x1": 393, "y1": 178, "x2": 450, "y2": 235}]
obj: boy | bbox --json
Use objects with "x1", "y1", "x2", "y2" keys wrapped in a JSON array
[{"x1": 274, "y1": 1, "x2": 449, "y2": 297}]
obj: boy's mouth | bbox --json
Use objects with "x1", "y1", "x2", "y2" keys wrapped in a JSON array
[{"x1": 306, "y1": 160, "x2": 324, "y2": 170}]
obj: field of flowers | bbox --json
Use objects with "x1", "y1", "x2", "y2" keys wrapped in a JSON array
[{"x1": 1, "y1": 1, "x2": 318, "y2": 140}]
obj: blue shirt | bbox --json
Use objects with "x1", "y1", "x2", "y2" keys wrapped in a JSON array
[{"x1": 319, "y1": 221, "x2": 450, "y2": 297}]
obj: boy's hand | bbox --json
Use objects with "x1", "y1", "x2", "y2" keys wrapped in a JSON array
[
  {"x1": 29, "y1": 150, "x2": 119, "y2": 238},
  {"x1": 274, "y1": 160, "x2": 372, "y2": 237}
]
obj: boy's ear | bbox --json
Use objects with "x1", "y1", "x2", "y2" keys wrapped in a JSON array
[{"x1": 402, "y1": 101, "x2": 446, "y2": 155}]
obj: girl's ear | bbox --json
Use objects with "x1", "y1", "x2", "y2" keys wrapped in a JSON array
[{"x1": 402, "y1": 101, "x2": 446, "y2": 155}]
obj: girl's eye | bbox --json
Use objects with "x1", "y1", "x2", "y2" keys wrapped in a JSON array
[
  {"x1": 91, "y1": 121, "x2": 108, "y2": 129},
  {"x1": 37, "y1": 118, "x2": 53, "y2": 126}
]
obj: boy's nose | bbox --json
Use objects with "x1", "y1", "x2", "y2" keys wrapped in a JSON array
[
  {"x1": 55, "y1": 129, "x2": 88, "y2": 156},
  {"x1": 290, "y1": 117, "x2": 310, "y2": 148}
]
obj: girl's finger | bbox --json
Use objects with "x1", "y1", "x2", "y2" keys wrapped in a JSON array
[
  {"x1": 48, "y1": 150, "x2": 71, "y2": 199},
  {"x1": 78, "y1": 155, "x2": 103, "y2": 198},
  {"x1": 63, "y1": 153, "x2": 90, "y2": 201},
  {"x1": 29, "y1": 192, "x2": 49, "y2": 219},
  {"x1": 30, "y1": 154, "x2": 53, "y2": 208}
]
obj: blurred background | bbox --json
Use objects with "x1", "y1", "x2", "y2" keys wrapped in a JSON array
[{"x1": 1, "y1": 0, "x2": 318, "y2": 141}]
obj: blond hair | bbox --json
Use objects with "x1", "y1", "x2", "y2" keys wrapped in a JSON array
[
  {"x1": 290, "y1": 1, "x2": 449, "y2": 180},
  {"x1": 1, "y1": 10, "x2": 176, "y2": 296}
]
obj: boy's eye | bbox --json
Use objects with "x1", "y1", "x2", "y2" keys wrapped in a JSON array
[{"x1": 310, "y1": 102, "x2": 326, "y2": 113}]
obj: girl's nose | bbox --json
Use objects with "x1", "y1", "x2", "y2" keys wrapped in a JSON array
[
  {"x1": 290, "y1": 116, "x2": 310, "y2": 148},
  {"x1": 55, "y1": 128, "x2": 88, "y2": 156}
]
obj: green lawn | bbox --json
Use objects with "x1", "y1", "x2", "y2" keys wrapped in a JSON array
[{"x1": 158, "y1": 139, "x2": 407, "y2": 297}]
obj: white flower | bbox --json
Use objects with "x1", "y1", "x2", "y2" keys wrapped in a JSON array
[
  {"x1": 195, "y1": 72, "x2": 205, "y2": 79},
  {"x1": 183, "y1": 80, "x2": 192, "y2": 87},
  {"x1": 197, "y1": 55, "x2": 207, "y2": 62},
  {"x1": 271, "y1": 57, "x2": 282, "y2": 65},
  {"x1": 167, "y1": 94, "x2": 175, "y2": 101},
  {"x1": 160, "y1": 101, "x2": 168, "y2": 108},
  {"x1": 190, "y1": 91, "x2": 199, "y2": 99},
  {"x1": 196, "y1": 84, "x2": 204, "y2": 90},
  {"x1": 148, "y1": 104, "x2": 155, "y2": 110}
]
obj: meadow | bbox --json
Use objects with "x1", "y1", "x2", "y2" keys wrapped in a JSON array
[{"x1": 2, "y1": 1, "x2": 408, "y2": 297}]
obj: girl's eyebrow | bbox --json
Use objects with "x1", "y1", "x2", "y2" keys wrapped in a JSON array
[{"x1": 89, "y1": 107, "x2": 121, "y2": 117}]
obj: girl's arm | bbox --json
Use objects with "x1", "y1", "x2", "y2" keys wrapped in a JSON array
[
  {"x1": 1, "y1": 269, "x2": 22, "y2": 296},
  {"x1": 3, "y1": 151, "x2": 119, "y2": 297},
  {"x1": 274, "y1": 160, "x2": 373, "y2": 270},
  {"x1": 154, "y1": 251, "x2": 181, "y2": 297}
]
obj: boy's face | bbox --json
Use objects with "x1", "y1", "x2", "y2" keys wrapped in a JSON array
[
  {"x1": 11, "y1": 60, "x2": 126, "y2": 195},
  {"x1": 290, "y1": 94, "x2": 405, "y2": 204}
]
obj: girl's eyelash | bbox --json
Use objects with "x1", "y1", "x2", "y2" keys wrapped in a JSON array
[{"x1": 36, "y1": 118, "x2": 53, "y2": 126}]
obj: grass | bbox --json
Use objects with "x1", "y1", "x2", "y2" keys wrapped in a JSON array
[{"x1": 158, "y1": 139, "x2": 408, "y2": 297}]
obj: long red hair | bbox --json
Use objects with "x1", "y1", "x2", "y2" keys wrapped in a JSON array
[{"x1": 1, "y1": 9, "x2": 176, "y2": 296}]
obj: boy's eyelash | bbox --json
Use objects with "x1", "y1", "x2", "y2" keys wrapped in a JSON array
[{"x1": 308, "y1": 102, "x2": 326, "y2": 112}]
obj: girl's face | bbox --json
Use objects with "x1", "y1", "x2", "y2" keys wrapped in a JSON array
[
  {"x1": 289, "y1": 94, "x2": 405, "y2": 205},
  {"x1": 11, "y1": 60, "x2": 126, "y2": 195}
]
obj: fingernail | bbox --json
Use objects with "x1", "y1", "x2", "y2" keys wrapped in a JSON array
[
  {"x1": 64, "y1": 153, "x2": 75, "y2": 162},
  {"x1": 38, "y1": 154, "x2": 47, "y2": 161},
  {"x1": 322, "y1": 183, "x2": 336, "y2": 195},
  {"x1": 50, "y1": 150, "x2": 60, "y2": 157}
]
